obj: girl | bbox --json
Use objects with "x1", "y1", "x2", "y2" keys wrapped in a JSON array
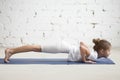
[{"x1": 4, "y1": 38, "x2": 111, "y2": 64}]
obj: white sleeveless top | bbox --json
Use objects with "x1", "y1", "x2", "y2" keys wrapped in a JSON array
[{"x1": 68, "y1": 46, "x2": 98, "y2": 61}]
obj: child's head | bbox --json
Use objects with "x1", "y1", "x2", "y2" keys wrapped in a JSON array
[{"x1": 93, "y1": 38, "x2": 111, "y2": 58}]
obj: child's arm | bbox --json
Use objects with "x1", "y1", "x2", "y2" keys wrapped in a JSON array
[
  {"x1": 80, "y1": 50, "x2": 96, "y2": 64},
  {"x1": 80, "y1": 42, "x2": 96, "y2": 64}
]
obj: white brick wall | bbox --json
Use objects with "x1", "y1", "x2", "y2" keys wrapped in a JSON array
[{"x1": 0, "y1": 0, "x2": 120, "y2": 47}]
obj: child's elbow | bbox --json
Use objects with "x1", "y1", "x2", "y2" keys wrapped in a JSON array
[{"x1": 80, "y1": 42, "x2": 84, "y2": 45}]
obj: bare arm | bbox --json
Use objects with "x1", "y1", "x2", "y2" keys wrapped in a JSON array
[
  {"x1": 80, "y1": 42, "x2": 96, "y2": 64},
  {"x1": 81, "y1": 52, "x2": 96, "y2": 64}
]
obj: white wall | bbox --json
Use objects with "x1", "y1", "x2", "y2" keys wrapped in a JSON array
[{"x1": 0, "y1": 0, "x2": 120, "y2": 47}]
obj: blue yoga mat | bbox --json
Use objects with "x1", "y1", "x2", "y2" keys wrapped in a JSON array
[{"x1": 0, "y1": 58, "x2": 115, "y2": 64}]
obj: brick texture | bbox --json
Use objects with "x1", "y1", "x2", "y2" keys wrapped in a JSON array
[{"x1": 0, "y1": 0, "x2": 120, "y2": 47}]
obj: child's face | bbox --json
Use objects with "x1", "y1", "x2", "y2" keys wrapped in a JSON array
[
  {"x1": 103, "y1": 49, "x2": 111, "y2": 58},
  {"x1": 99, "y1": 49, "x2": 111, "y2": 58}
]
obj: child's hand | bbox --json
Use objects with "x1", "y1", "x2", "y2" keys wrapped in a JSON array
[{"x1": 85, "y1": 60, "x2": 96, "y2": 64}]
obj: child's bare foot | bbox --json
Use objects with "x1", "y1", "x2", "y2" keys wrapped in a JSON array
[{"x1": 4, "y1": 48, "x2": 13, "y2": 63}]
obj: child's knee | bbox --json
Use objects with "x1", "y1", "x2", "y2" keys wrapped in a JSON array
[{"x1": 32, "y1": 45, "x2": 41, "y2": 52}]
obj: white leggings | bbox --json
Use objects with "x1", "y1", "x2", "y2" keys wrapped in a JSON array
[{"x1": 41, "y1": 41, "x2": 71, "y2": 53}]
